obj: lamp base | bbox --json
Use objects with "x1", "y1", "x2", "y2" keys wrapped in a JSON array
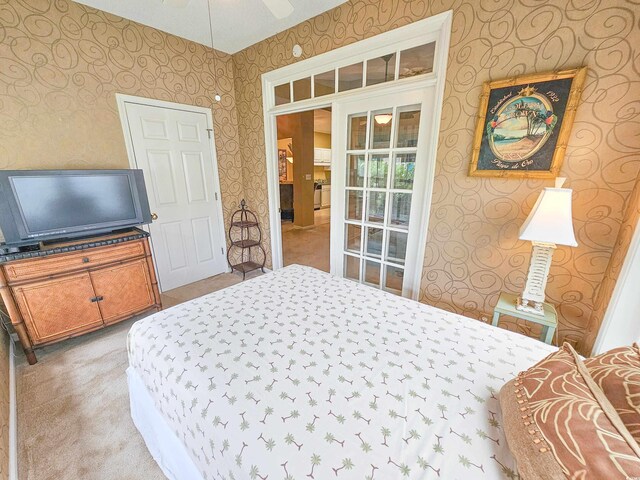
[
  {"x1": 516, "y1": 296, "x2": 545, "y2": 316},
  {"x1": 517, "y1": 241, "x2": 556, "y2": 317}
]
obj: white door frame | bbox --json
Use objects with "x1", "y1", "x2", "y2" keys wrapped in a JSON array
[
  {"x1": 261, "y1": 11, "x2": 452, "y2": 300},
  {"x1": 115, "y1": 94, "x2": 229, "y2": 288}
]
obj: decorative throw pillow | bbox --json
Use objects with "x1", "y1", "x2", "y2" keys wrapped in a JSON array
[
  {"x1": 500, "y1": 343, "x2": 640, "y2": 480},
  {"x1": 584, "y1": 343, "x2": 640, "y2": 444}
]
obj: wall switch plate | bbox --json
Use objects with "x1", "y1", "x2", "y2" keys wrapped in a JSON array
[{"x1": 305, "y1": 174, "x2": 312, "y2": 180}]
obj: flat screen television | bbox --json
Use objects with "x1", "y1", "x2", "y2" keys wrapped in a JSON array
[{"x1": 0, "y1": 169, "x2": 152, "y2": 247}]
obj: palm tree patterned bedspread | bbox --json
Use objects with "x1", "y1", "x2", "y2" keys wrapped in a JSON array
[{"x1": 127, "y1": 264, "x2": 555, "y2": 479}]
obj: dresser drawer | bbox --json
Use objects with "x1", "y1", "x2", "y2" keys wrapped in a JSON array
[{"x1": 2, "y1": 240, "x2": 147, "y2": 282}]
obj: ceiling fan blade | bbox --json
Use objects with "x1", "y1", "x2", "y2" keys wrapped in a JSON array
[{"x1": 262, "y1": 0, "x2": 294, "y2": 19}]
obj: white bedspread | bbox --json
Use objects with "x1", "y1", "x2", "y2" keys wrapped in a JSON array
[{"x1": 128, "y1": 265, "x2": 555, "y2": 479}]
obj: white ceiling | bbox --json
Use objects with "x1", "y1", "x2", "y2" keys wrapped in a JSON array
[{"x1": 74, "y1": 0, "x2": 346, "y2": 54}]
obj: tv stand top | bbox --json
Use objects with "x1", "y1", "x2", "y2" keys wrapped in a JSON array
[{"x1": 0, "y1": 228, "x2": 149, "y2": 263}]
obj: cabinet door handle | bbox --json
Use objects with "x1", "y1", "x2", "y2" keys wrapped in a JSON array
[
  {"x1": 90, "y1": 296, "x2": 104, "y2": 303},
  {"x1": 82, "y1": 257, "x2": 90, "y2": 263}
]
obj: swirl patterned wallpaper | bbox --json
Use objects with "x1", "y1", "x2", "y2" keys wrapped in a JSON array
[
  {"x1": 0, "y1": 0, "x2": 244, "y2": 229},
  {"x1": 232, "y1": 0, "x2": 640, "y2": 353}
]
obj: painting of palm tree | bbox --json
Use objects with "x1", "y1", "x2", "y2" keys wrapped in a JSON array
[{"x1": 469, "y1": 68, "x2": 586, "y2": 178}]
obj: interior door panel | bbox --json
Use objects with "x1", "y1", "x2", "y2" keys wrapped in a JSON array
[{"x1": 124, "y1": 102, "x2": 227, "y2": 291}]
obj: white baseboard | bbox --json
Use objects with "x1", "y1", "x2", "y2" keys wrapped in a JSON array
[{"x1": 9, "y1": 339, "x2": 17, "y2": 480}]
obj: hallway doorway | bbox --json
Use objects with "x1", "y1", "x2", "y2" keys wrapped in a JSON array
[{"x1": 277, "y1": 108, "x2": 332, "y2": 272}]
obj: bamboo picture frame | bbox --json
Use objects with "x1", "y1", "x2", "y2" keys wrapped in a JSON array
[{"x1": 469, "y1": 67, "x2": 586, "y2": 178}]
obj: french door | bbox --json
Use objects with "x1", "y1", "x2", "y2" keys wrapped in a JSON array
[{"x1": 331, "y1": 86, "x2": 435, "y2": 298}]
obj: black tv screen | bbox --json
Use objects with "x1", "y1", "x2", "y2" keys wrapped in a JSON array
[{"x1": 0, "y1": 170, "x2": 152, "y2": 246}]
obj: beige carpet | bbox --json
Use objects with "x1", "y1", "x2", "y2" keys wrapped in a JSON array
[{"x1": 16, "y1": 270, "x2": 261, "y2": 480}]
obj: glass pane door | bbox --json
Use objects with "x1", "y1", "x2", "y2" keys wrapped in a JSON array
[{"x1": 342, "y1": 104, "x2": 422, "y2": 294}]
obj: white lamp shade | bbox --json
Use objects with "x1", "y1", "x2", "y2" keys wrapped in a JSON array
[{"x1": 519, "y1": 187, "x2": 578, "y2": 247}]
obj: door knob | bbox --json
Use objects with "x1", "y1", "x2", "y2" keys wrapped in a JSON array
[{"x1": 151, "y1": 213, "x2": 158, "y2": 220}]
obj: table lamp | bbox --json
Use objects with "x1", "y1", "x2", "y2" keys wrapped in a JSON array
[{"x1": 517, "y1": 177, "x2": 577, "y2": 315}]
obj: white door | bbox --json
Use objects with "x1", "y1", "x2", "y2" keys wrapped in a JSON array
[
  {"x1": 123, "y1": 102, "x2": 227, "y2": 292},
  {"x1": 331, "y1": 87, "x2": 435, "y2": 299}
]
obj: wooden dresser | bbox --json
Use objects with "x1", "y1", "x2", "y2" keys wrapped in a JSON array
[{"x1": 0, "y1": 229, "x2": 161, "y2": 364}]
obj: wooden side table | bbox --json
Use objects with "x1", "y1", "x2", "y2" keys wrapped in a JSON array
[{"x1": 492, "y1": 292, "x2": 557, "y2": 345}]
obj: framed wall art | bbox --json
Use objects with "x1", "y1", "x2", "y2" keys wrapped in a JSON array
[{"x1": 469, "y1": 67, "x2": 586, "y2": 178}]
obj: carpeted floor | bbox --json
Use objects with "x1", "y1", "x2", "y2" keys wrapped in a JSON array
[{"x1": 16, "y1": 270, "x2": 261, "y2": 480}]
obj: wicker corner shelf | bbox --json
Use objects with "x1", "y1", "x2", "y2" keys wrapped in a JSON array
[{"x1": 227, "y1": 200, "x2": 266, "y2": 279}]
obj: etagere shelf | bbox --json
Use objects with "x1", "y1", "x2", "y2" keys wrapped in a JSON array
[{"x1": 227, "y1": 200, "x2": 266, "y2": 279}]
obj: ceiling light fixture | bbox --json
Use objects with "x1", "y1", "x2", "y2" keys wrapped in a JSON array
[{"x1": 374, "y1": 114, "x2": 393, "y2": 125}]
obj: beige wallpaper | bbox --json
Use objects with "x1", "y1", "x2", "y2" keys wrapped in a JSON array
[
  {"x1": 0, "y1": 0, "x2": 244, "y2": 231},
  {"x1": 581, "y1": 170, "x2": 640, "y2": 353},
  {"x1": 232, "y1": 0, "x2": 640, "y2": 353}
]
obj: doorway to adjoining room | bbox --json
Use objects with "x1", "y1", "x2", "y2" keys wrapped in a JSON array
[{"x1": 277, "y1": 108, "x2": 332, "y2": 272}]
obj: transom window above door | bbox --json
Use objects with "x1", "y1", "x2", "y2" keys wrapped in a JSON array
[{"x1": 273, "y1": 41, "x2": 436, "y2": 106}]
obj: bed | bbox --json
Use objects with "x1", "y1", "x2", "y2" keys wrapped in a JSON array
[{"x1": 127, "y1": 264, "x2": 555, "y2": 479}]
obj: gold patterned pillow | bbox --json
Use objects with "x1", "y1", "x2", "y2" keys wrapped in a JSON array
[
  {"x1": 500, "y1": 343, "x2": 640, "y2": 480},
  {"x1": 584, "y1": 343, "x2": 640, "y2": 444}
]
